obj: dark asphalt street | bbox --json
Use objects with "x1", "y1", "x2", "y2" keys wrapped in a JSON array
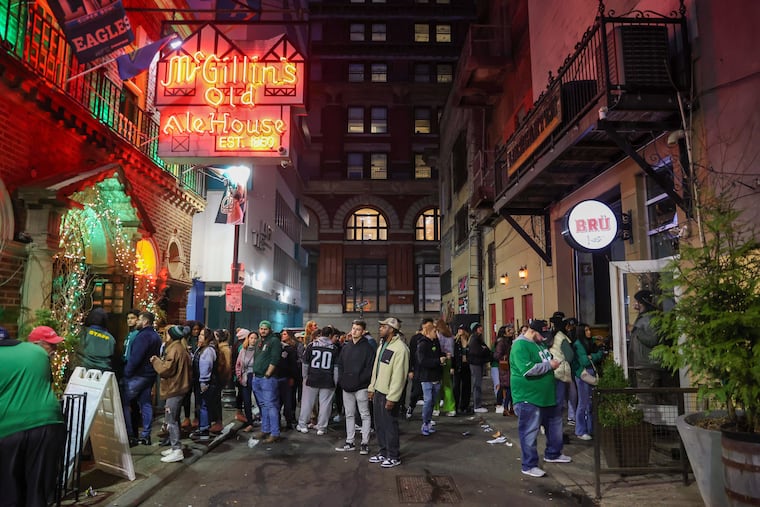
[{"x1": 140, "y1": 412, "x2": 592, "y2": 506}]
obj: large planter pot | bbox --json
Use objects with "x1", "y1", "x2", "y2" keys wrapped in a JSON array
[
  {"x1": 600, "y1": 421, "x2": 653, "y2": 468},
  {"x1": 676, "y1": 411, "x2": 728, "y2": 507},
  {"x1": 721, "y1": 427, "x2": 760, "y2": 506}
]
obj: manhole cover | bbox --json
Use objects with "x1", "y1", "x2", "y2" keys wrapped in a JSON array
[{"x1": 397, "y1": 475, "x2": 461, "y2": 504}]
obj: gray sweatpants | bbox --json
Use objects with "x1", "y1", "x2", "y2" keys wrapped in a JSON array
[
  {"x1": 165, "y1": 395, "x2": 183, "y2": 450},
  {"x1": 342, "y1": 388, "x2": 371, "y2": 445},
  {"x1": 298, "y1": 384, "x2": 335, "y2": 431}
]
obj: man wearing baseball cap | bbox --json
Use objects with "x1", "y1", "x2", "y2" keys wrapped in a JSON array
[
  {"x1": 28, "y1": 325, "x2": 64, "y2": 358},
  {"x1": 367, "y1": 317, "x2": 409, "y2": 468},
  {"x1": 251, "y1": 320, "x2": 282, "y2": 443},
  {"x1": 510, "y1": 319, "x2": 571, "y2": 478},
  {"x1": 0, "y1": 327, "x2": 65, "y2": 505}
]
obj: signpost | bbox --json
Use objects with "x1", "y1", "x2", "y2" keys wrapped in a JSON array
[{"x1": 225, "y1": 282, "x2": 243, "y2": 312}]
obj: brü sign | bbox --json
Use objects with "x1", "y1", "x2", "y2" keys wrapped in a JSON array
[
  {"x1": 561, "y1": 200, "x2": 619, "y2": 252},
  {"x1": 155, "y1": 24, "x2": 305, "y2": 162}
]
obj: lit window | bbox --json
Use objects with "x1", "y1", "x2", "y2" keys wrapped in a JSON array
[
  {"x1": 371, "y1": 24, "x2": 386, "y2": 41},
  {"x1": 646, "y1": 160, "x2": 679, "y2": 258},
  {"x1": 416, "y1": 208, "x2": 441, "y2": 241},
  {"x1": 348, "y1": 63, "x2": 364, "y2": 82},
  {"x1": 415, "y1": 153, "x2": 432, "y2": 179},
  {"x1": 370, "y1": 153, "x2": 388, "y2": 179},
  {"x1": 347, "y1": 153, "x2": 364, "y2": 179},
  {"x1": 370, "y1": 107, "x2": 387, "y2": 133},
  {"x1": 414, "y1": 108, "x2": 432, "y2": 134},
  {"x1": 348, "y1": 107, "x2": 364, "y2": 133},
  {"x1": 345, "y1": 261, "x2": 387, "y2": 313},
  {"x1": 417, "y1": 263, "x2": 441, "y2": 312},
  {"x1": 436, "y1": 63, "x2": 453, "y2": 83},
  {"x1": 414, "y1": 24, "x2": 430, "y2": 42},
  {"x1": 436, "y1": 24, "x2": 451, "y2": 43},
  {"x1": 371, "y1": 63, "x2": 387, "y2": 82},
  {"x1": 414, "y1": 63, "x2": 430, "y2": 83},
  {"x1": 350, "y1": 24, "x2": 365, "y2": 41},
  {"x1": 346, "y1": 208, "x2": 388, "y2": 241}
]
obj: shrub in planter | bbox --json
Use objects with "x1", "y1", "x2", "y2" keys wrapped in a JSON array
[{"x1": 597, "y1": 357, "x2": 653, "y2": 468}]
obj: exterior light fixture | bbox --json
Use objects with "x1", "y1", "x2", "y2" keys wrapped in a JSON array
[
  {"x1": 499, "y1": 273, "x2": 509, "y2": 286},
  {"x1": 518, "y1": 266, "x2": 528, "y2": 280}
]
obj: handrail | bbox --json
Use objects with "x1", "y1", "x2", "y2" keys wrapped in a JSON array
[{"x1": 0, "y1": 0, "x2": 204, "y2": 196}]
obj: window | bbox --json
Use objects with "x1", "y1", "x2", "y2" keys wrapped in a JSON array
[
  {"x1": 347, "y1": 153, "x2": 364, "y2": 179},
  {"x1": 436, "y1": 24, "x2": 451, "y2": 43},
  {"x1": 417, "y1": 264, "x2": 441, "y2": 312},
  {"x1": 346, "y1": 207, "x2": 388, "y2": 241},
  {"x1": 370, "y1": 153, "x2": 388, "y2": 179},
  {"x1": 274, "y1": 245, "x2": 301, "y2": 289},
  {"x1": 371, "y1": 24, "x2": 386, "y2": 41},
  {"x1": 452, "y1": 133, "x2": 467, "y2": 192},
  {"x1": 91, "y1": 280, "x2": 125, "y2": 314},
  {"x1": 487, "y1": 242, "x2": 496, "y2": 289},
  {"x1": 436, "y1": 63, "x2": 453, "y2": 83},
  {"x1": 414, "y1": 63, "x2": 430, "y2": 83},
  {"x1": 345, "y1": 261, "x2": 387, "y2": 313},
  {"x1": 348, "y1": 63, "x2": 364, "y2": 82},
  {"x1": 350, "y1": 23, "x2": 365, "y2": 41},
  {"x1": 454, "y1": 205, "x2": 469, "y2": 247},
  {"x1": 414, "y1": 24, "x2": 430, "y2": 42},
  {"x1": 371, "y1": 63, "x2": 387, "y2": 82},
  {"x1": 646, "y1": 160, "x2": 679, "y2": 258},
  {"x1": 347, "y1": 107, "x2": 364, "y2": 133},
  {"x1": 415, "y1": 208, "x2": 440, "y2": 241},
  {"x1": 414, "y1": 108, "x2": 432, "y2": 134},
  {"x1": 370, "y1": 107, "x2": 387, "y2": 133},
  {"x1": 275, "y1": 192, "x2": 301, "y2": 242},
  {"x1": 415, "y1": 153, "x2": 432, "y2": 179}
]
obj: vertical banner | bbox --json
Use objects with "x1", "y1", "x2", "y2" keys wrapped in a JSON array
[{"x1": 215, "y1": 182, "x2": 247, "y2": 225}]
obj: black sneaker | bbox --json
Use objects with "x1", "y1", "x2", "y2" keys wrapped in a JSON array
[
  {"x1": 128, "y1": 437, "x2": 139, "y2": 448},
  {"x1": 199, "y1": 431, "x2": 210, "y2": 442},
  {"x1": 368, "y1": 454, "x2": 386, "y2": 464},
  {"x1": 335, "y1": 442, "x2": 356, "y2": 452},
  {"x1": 138, "y1": 436, "x2": 152, "y2": 446},
  {"x1": 360, "y1": 443, "x2": 369, "y2": 455}
]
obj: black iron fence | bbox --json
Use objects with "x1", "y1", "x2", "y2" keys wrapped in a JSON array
[
  {"x1": 592, "y1": 386, "x2": 700, "y2": 499},
  {"x1": 56, "y1": 392, "x2": 87, "y2": 506},
  {"x1": 0, "y1": 0, "x2": 204, "y2": 196}
]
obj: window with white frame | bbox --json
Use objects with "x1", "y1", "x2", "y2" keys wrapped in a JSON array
[
  {"x1": 347, "y1": 153, "x2": 364, "y2": 179},
  {"x1": 370, "y1": 107, "x2": 387, "y2": 133},
  {"x1": 370, "y1": 153, "x2": 388, "y2": 179},
  {"x1": 348, "y1": 63, "x2": 364, "y2": 82},
  {"x1": 348, "y1": 107, "x2": 364, "y2": 133}
]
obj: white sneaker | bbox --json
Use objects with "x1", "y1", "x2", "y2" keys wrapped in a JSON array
[
  {"x1": 416, "y1": 400, "x2": 424, "y2": 406},
  {"x1": 161, "y1": 448, "x2": 179, "y2": 457},
  {"x1": 432, "y1": 410, "x2": 440, "y2": 417},
  {"x1": 317, "y1": 429, "x2": 326, "y2": 436},
  {"x1": 160, "y1": 449, "x2": 184, "y2": 463},
  {"x1": 495, "y1": 406, "x2": 504, "y2": 414},
  {"x1": 446, "y1": 411, "x2": 457, "y2": 417},
  {"x1": 296, "y1": 425, "x2": 309, "y2": 433},
  {"x1": 578, "y1": 434, "x2": 592, "y2": 441},
  {"x1": 332, "y1": 415, "x2": 341, "y2": 423},
  {"x1": 474, "y1": 407, "x2": 488, "y2": 413},
  {"x1": 521, "y1": 467, "x2": 546, "y2": 477},
  {"x1": 429, "y1": 420, "x2": 436, "y2": 426},
  {"x1": 545, "y1": 454, "x2": 572, "y2": 463},
  {"x1": 487, "y1": 436, "x2": 508, "y2": 444}
]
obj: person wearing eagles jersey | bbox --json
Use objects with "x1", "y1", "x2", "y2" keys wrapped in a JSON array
[{"x1": 296, "y1": 326, "x2": 340, "y2": 435}]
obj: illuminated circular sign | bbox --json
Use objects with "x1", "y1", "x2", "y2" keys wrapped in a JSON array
[{"x1": 562, "y1": 200, "x2": 618, "y2": 252}]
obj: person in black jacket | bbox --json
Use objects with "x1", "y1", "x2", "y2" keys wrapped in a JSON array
[
  {"x1": 417, "y1": 326, "x2": 445, "y2": 435},
  {"x1": 405, "y1": 318, "x2": 435, "y2": 421},
  {"x1": 277, "y1": 330, "x2": 300, "y2": 430},
  {"x1": 335, "y1": 320, "x2": 376, "y2": 454},
  {"x1": 467, "y1": 322, "x2": 492, "y2": 413}
]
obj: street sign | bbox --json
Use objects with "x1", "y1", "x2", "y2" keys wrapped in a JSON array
[{"x1": 225, "y1": 283, "x2": 243, "y2": 312}]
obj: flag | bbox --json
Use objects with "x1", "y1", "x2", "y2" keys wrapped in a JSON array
[{"x1": 116, "y1": 35, "x2": 176, "y2": 80}]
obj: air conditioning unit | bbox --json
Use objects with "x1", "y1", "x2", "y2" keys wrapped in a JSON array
[{"x1": 606, "y1": 25, "x2": 671, "y2": 91}]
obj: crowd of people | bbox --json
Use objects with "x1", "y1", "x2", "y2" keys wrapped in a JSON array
[{"x1": 1, "y1": 304, "x2": 632, "y2": 504}]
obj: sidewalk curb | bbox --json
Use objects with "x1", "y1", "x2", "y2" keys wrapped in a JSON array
[{"x1": 109, "y1": 424, "x2": 238, "y2": 506}]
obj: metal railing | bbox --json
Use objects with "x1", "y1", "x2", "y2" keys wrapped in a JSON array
[
  {"x1": 0, "y1": 0, "x2": 204, "y2": 196},
  {"x1": 495, "y1": 10, "x2": 687, "y2": 194},
  {"x1": 592, "y1": 387, "x2": 699, "y2": 500},
  {"x1": 56, "y1": 392, "x2": 87, "y2": 506}
]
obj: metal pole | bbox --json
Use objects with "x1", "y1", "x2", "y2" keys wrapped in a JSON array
[{"x1": 227, "y1": 223, "x2": 241, "y2": 400}]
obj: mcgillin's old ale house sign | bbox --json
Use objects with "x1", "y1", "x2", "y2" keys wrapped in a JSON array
[
  {"x1": 155, "y1": 24, "x2": 305, "y2": 162},
  {"x1": 561, "y1": 200, "x2": 619, "y2": 252}
]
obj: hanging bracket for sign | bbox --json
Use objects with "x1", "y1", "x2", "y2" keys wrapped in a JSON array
[{"x1": 561, "y1": 200, "x2": 619, "y2": 252}]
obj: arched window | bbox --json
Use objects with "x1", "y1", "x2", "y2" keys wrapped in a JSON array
[
  {"x1": 346, "y1": 207, "x2": 387, "y2": 240},
  {"x1": 415, "y1": 207, "x2": 440, "y2": 241}
]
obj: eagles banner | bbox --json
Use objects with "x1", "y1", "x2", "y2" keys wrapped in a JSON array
[{"x1": 47, "y1": 0, "x2": 134, "y2": 64}]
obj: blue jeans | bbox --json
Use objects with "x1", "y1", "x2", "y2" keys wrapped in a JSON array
[
  {"x1": 252, "y1": 376, "x2": 280, "y2": 436},
  {"x1": 575, "y1": 375, "x2": 593, "y2": 436},
  {"x1": 470, "y1": 364, "x2": 484, "y2": 409},
  {"x1": 122, "y1": 376, "x2": 154, "y2": 439},
  {"x1": 514, "y1": 401, "x2": 564, "y2": 470},
  {"x1": 421, "y1": 381, "x2": 441, "y2": 425}
]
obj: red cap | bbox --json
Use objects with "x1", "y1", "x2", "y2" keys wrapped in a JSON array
[{"x1": 28, "y1": 326, "x2": 64, "y2": 344}]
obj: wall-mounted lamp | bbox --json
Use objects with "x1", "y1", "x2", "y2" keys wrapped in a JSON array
[
  {"x1": 518, "y1": 265, "x2": 528, "y2": 280},
  {"x1": 499, "y1": 273, "x2": 509, "y2": 286}
]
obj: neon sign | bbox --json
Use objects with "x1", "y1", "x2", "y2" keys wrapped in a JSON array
[{"x1": 155, "y1": 24, "x2": 305, "y2": 161}]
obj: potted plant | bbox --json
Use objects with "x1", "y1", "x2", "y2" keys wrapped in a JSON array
[
  {"x1": 597, "y1": 356, "x2": 653, "y2": 468},
  {"x1": 653, "y1": 194, "x2": 760, "y2": 505}
]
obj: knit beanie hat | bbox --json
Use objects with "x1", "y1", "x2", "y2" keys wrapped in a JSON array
[
  {"x1": 236, "y1": 328, "x2": 250, "y2": 339},
  {"x1": 168, "y1": 325, "x2": 190, "y2": 340},
  {"x1": 259, "y1": 320, "x2": 272, "y2": 329}
]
